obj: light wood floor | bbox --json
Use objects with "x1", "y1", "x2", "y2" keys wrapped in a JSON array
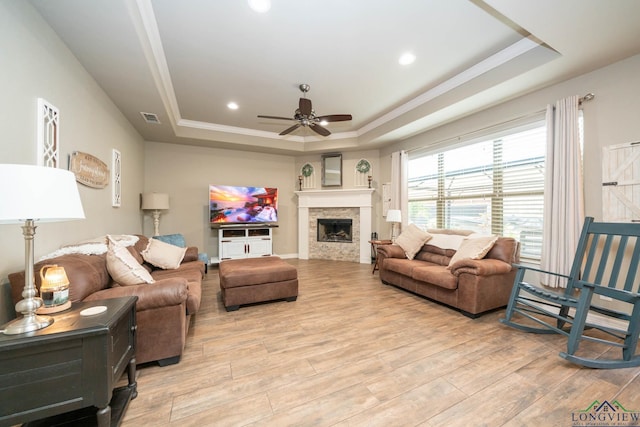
[{"x1": 121, "y1": 259, "x2": 640, "y2": 427}]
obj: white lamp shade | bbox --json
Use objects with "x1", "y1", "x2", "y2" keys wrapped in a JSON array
[
  {"x1": 386, "y1": 209, "x2": 402, "y2": 223},
  {"x1": 141, "y1": 192, "x2": 169, "y2": 210},
  {"x1": 0, "y1": 164, "x2": 85, "y2": 223}
]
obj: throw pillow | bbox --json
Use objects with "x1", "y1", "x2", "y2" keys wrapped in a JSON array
[
  {"x1": 428, "y1": 233, "x2": 466, "y2": 251},
  {"x1": 106, "y1": 237, "x2": 155, "y2": 286},
  {"x1": 77, "y1": 234, "x2": 139, "y2": 247},
  {"x1": 447, "y1": 235, "x2": 499, "y2": 267},
  {"x1": 142, "y1": 238, "x2": 187, "y2": 269},
  {"x1": 153, "y1": 233, "x2": 187, "y2": 248},
  {"x1": 395, "y1": 223, "x2": 432, "y2": 260}
]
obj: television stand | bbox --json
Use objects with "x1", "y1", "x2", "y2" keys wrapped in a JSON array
[{"x1": 214, "y1": 225, "x2": 276, "y2": 262}]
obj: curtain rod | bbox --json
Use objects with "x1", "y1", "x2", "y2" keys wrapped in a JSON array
[
  {"x1": 579, "y1": 92, "x2": 595, "y2": 104},
  {"x1": 578, "y1": 92, "x2": 596, "y2": 104},
  {"x1": 406, "y1": 93, "x2": 595, "y2": 155},
  {"x1": 406, "y1": 109, "x2": 545, "y2": 154}
]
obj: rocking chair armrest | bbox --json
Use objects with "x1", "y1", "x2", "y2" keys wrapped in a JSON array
[
  {"x1": 511, "y1": 263, "x2": 572, "y2": 280},
  {"x1": 578, "y1": 280, "x2": 640, "y2": 303}
]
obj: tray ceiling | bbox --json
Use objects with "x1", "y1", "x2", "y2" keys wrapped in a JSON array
[{"x1": 30, "y1": 0, "x2": 640, "y2": 154}]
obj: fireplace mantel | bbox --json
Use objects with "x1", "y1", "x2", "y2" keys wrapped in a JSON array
[{"x1": 295, "y1": 189, "x2": 374, "y2": 263}]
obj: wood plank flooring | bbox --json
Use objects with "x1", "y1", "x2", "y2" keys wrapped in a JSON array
[{"x1": 120, "y1": 259, "x2": 640, "y2": 426}]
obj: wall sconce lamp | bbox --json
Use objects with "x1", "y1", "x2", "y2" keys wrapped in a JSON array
[
  {"x1": 38, "y1": 265, "x2": 71, "y2": 314},
  {"x1": 386, "y1": 209, "x2": 402, "y2": 242},
  {"x1": 0, "y1": 164, "x2": 85, "y2": 335},
  {"x1": 141, "y1": 192, "x2": 170, "y2": 236}
]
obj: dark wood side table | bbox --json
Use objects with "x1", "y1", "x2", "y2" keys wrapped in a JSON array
[
  {"x1": 369, "y1": 239, "x2": 393, "y2": 274},
  {"x1": 0, "y1": 296, "x2": 137, "y2": 427}
]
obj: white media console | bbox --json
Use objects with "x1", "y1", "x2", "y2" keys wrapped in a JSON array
[{"x1": 212, "y1": 224, "x2": 277, "y2": 262}]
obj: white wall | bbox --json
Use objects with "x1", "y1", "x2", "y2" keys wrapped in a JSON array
[
  {"x1": 294, "y1": 150, "x2": 383, "y2": 238},
  {"x1": 0, "y1": 1, "x2": 146, "y2": 323},
  {"x1": 143, "y1": 143, "x2": 385, "y2": 261},
  {"x1": 143, "y1": 142, "x2": 298, "y2": 259},
  {"x1": 378, "y1": 53, "x2": 640, "y2": 225},
  {"x1": 2, "y1": 0, "x2": 639, "y2": 325}
]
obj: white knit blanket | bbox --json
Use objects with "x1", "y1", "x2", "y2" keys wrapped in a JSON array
[{"x1": 38, "y1": 235, "x2": 139, "y2": 261}]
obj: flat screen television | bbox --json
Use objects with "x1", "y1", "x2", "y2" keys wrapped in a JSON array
[{"x1": 209, "y1": 185, "x2": 278, "y2": 224}]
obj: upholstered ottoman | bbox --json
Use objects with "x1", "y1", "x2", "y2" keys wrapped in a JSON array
[{"x1": 219, "y1": 256, "x2": 298, "y2": 311}]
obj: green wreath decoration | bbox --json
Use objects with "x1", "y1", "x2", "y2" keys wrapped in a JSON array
[
  {"x1": 301, "y1": 163, "x2": 314, "y2": 177},
  {"x1": 356, "y1": 159, "x2": 371, "y2": 174}
]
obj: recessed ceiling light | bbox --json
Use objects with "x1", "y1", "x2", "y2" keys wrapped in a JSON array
[
  {"x1": 399, "y1": 52, "x2": 416, "y2": 66},
  {"x1": 248, "y1": 0, "x2": 271, "y2": 13},
  {"x1": 227, "y1": 102, "x2": 239, "y2": 110},
  {"x1": 320, "y1": 120, "x2": 329, "y2": 126}
]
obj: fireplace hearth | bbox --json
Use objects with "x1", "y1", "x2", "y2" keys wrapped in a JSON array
[{"x1": 317, "y1": 218, "x2": 353, "y2": 242}]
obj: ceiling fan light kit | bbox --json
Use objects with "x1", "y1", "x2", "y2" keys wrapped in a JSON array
[{"x1": 258, "y1": 84, "x2": 352, "y2": 137}]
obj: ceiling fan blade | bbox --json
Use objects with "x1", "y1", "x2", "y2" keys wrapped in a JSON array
[
  {"x1": 258, "y1": 115, "x2": 294, "y2": 121},
  {"x1": 310, "y1": 124, "x2": 331, "y2": 137},
  {"x1": 299, "y1": 98, "x2": 312, "y2": 116},
  {"x1": 279, "y1": 123, "x2": 301, "y2": 136},
  {"x1": 317, "y1": 114, "x2": 352, "y2": 122}
]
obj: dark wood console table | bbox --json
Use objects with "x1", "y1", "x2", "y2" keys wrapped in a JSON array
[
  {"x1": 0, "y1": 297, "x2": 137, "y2": 427},
  {"x1": 369, "y1": 239, "x2": 393, "y2": 273}
]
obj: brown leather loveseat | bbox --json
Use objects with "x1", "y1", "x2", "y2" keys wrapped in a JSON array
[
  {"x1": 8, "y1": 234, "x2": 204, "y2": 366},
  {"x1": 377, "y1": 228, "x2": 519, "y2": 317}
]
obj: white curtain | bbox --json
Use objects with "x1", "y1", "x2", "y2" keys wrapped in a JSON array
[
  {"x1": 390, "y1": 150, "x2": 409, "y2": 230},
  {"x1": 540, "y1": 95, "x2": 585, "y2": 287}
]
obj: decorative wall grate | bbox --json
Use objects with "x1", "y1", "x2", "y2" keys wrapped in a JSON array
[
  {"x1": 112, "y1": 149, "x2": 122, "y2": 207},
  {"x1": 301, "y1": 163, "x2": 315, "y2": 189},
  {"x1": 354, "y1": 158, "x2": 372, "y2": 187},
  {"x1": 37, "y1": 98, "x2": 59, "y2": 168}
]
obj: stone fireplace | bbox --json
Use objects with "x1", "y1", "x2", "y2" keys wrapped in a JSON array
[
  {"x1": 295, "y1": 189, "x2": 374, "y2": 263},
  {"x1": 309, "y1": 208, "x2": 359, "y2": 262}
]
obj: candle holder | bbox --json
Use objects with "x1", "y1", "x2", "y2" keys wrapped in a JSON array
[
  {"x1": 298, "y1": 175, "x2": 303, "y2": 191},
  {"x1": 367, "y1": 175, "x2": 373, "y2": 188}
]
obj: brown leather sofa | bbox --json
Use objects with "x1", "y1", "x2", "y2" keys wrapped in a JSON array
[
  {"x1": 377, "y1": 230, "x2": 519, "y2": 317},
  {"x1": 8, "y1": 235, "x2": 204, "y2": 366}
]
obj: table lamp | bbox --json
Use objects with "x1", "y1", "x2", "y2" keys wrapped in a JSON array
[
  {"x1": 141, "y1": 192, "x2": 169, "y2": 236},
  {"x1": 386, "y1": 209, "x2": 402, "y2": 242},
  {"x1": 0, "y1": 164, "x2": 85, "y2": 335}
]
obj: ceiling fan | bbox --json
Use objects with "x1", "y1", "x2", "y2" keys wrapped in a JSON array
[{"x1": 258, "y1": 84, "x2": 352, "y2": 136}]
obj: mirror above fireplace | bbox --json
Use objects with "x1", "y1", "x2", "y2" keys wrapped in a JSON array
[{"x1": 321, "y1": 153, "x2": 342, "y2": 187}]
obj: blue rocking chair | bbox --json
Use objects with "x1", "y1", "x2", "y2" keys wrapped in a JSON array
[{"x1": 500, "y1": 217, "x2": 640, "y2": 369}]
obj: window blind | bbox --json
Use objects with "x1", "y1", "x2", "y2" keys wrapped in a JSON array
[{"x1": 408, "y1": 124, "x2": 546, "y2": 260}]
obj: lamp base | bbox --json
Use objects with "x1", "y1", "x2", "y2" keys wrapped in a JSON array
[
  {"x1": 2, "y1": 312, "x2": 54, "y2": 335},
  {"x1": 2, "y1": 218, "x2": 56, "y2": 335},
  {"x1": 152, "y1": 210, "x2": 161, "y2": 236}
]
